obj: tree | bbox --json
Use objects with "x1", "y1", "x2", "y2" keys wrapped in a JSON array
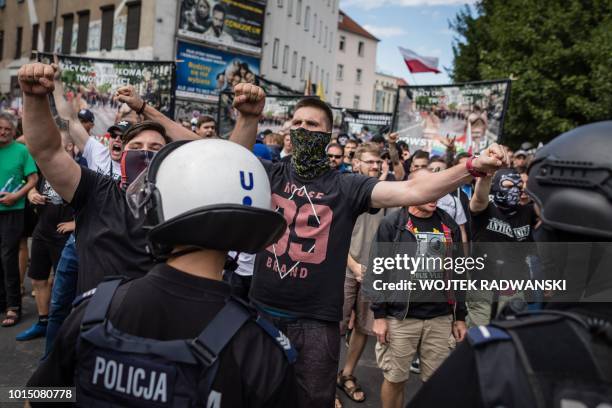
[{"x1": 450, "y1": 0, "x2": 612, "y2": 147}]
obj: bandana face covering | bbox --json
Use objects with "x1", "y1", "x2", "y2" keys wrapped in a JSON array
[
  {"x1": 120, "y1": 150, "x2": 156, "y2": 189},
  {"x1": 491, "y1": 169, "x2": 522, "y2": 210},
  {"x1": 290, "y1": 127, "x2": 331, "y2": 179}
]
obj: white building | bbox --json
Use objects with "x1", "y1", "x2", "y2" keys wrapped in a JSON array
[
  {"x1": 332, "y1": 10, "x2": 378, "y2": 110},
  {"x1": 260, "y1": 0, "x2": 339, "y2": 97},
  {"x1": 373, "y1": 71, "x2": 407, "y2": 113}
]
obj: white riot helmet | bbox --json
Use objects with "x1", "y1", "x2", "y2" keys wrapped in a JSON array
[{"x1": 126, "y1": 139, "x2": 286, "y2": 256}]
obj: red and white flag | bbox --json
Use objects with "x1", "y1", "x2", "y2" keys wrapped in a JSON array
[{"x1": 399, "y1": 47, "x2": 440, "y2": 74}]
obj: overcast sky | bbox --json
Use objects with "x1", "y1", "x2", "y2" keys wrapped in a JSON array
[{"x1": 339, "y1": 0, "x2": 476, "y2": 85}]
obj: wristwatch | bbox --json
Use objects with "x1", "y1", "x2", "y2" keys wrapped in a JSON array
[{"x1": 466, "y1": 156, "x2": 487, "y2": 178}]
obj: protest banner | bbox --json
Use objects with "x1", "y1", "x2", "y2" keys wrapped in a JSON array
[
  {"x1": 176, "y1": 40, "x2": 260, "y2": 102},
  {"x1": 174, "y1": 99, "x2": 218, "y2": 129},
  {"x1": 394, "y1": 80, "x2": 511, "y2": 155},
  {"x1": 177, "y1": 0, "x2": 266, "y2": 55},
  {"x1": 342, "y1": 109, "x2": 393, "y2": 138},
  {"x1": 39, "y1": 53, "x2": 175, "y2": 137}
]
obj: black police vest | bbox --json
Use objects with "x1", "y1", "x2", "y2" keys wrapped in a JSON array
[
  {"x1": 467, "y1": 310, "x2": 612, "y2": 408},
  {"x1": 74, "y1": 279, "x2": 297, "y2": 407}
]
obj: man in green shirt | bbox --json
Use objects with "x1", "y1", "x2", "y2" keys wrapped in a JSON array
[{"x1": 0, "y1": 113, "x2": 38, "y2": 327}]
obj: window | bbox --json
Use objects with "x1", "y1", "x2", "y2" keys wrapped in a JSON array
[
  {"x1": 358, "y1": 41, "x2": 364, "y2": 57},
  {"x1": 319, "y1": 21, "x2": 322, "y2": 43},
  {"x1": 324, "y1": 26, "x2": 327, "y2": 48},
  {"x1": 0, "y1": 31, "x2": 4, "y2": 60},
  {"x1": 332, "y1": 0, "x2": 336, "y2": 13},
  {"x1": 61, "y1": 14, "x2": 73, "y2": 54},
  {"x1": 31, "y1": 23, "x2": 39, "y2": 52},
  {"x1": 125, "y1": 1, "x2": 141, "y2": 50},
  {"x1": 272, "y1": 38, "x2": 280, "y2": 68},
  {"x1": 336, "y1": 64, "x2": 343, "y2": 80},
  {"x1": 291, "y1": 51, "x2": 297, "y2": 78},
  {"x1": 334, "y1": 92, "x2": 341, "y2": 106},
  {"x1": 15, "y1": 26, "x2": 23, "y2": 58},
  {"x1": 313, "y1": 13, "x2": 316, "y2": 38},
  {"x1": 100, "y1": 6, "x2": 114, "y2": 51},
  {"x1": 277, "y1": 0, "x2": 283, "y2": 7},
  {"x1": 353, "y1": 95, "x2": 360, "y2": 109},
  {"x1": 44, "y1": 21, "x2": 53, "y2": 52},
  {"x1": 287, "y1": 0, "x2": 293, "y2": 16},
  {"x1": 356, "y1": 69, "x2": 362, "y2": 83},
  {"x1": 339, "y1": 35, "x2": 345, "y2": 51},
  {"x1": 304, "y1": 6, "x2": 310, "y2": 31},
  {"x1": 329, "y1": 32, "x2": 333, "y2": 53},
  {"x1": 299, "y1": 56, "x2": 306, "y2": 79},
  {"x1": 282, "y1": 45, "x2": 289, "y2": 73},
  {"x1": 296, "y1": 0, "x2": 302, "y2": 24},
  {"x1": 76, "y1": 11, "x2": 89, "y2": 53}
]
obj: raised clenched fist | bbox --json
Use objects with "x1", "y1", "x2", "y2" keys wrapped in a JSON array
[
  {"x1": 18, "y1": 63, "x2": 56, "y2": 96},
  {"x1": 472, "y1": 143, "x2": 510, "y2": 174},
  {"x1": 115, "y1": 85, "x2": 144, "y2": 111},
  {"x1": 233, "y1": 83, "x2": 265, "y2": 118},
  {"x1": 387, "y1": 132, "x2": 399, "y2": 144}
]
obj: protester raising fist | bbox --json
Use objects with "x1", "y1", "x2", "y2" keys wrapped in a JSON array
[
  {"x1": 17, "y1": 63, "x2": 56, "y2": 96},
  {"x1": 115, "y1": 85, "x2": 145, "y2": 112},
  {"x1": 233, "y1": 83, "x2": 265, "y2": 118}
]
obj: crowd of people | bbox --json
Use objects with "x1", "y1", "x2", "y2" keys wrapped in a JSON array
[{"x1": 0, "y1": 60, "x2": 610, "y2": 407}]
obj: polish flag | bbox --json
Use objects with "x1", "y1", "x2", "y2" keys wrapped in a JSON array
[{"x1": 399, "y1": 47, "x2": 440, "y2": 74}]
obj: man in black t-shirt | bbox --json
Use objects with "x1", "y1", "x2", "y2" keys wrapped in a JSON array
[{"x1": 468, "y1": 167, "x2": 538, "y2": 326}]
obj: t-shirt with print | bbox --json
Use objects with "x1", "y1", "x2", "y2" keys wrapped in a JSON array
[
  {"x1": 437, "y1": 194, "x2": 467, "y2": 226},
  {"x1": 32, "y1": 175, "x2": 74, "y2": 243},
  {"x1": 83, "y1": 137, "x2": 121, "y2": 181},
  {"x1": 471, "y1": 202, "x2": 536, "y2": 243},
  {"x1": 69, "y1": 167, "x2": 154, "y2": 294},
  {"x1": 251, "y1": 160, "x2": 379, "y2": 322},
  {"x1": 0, "y1": 141, "x2": 37, "y2": 211}
]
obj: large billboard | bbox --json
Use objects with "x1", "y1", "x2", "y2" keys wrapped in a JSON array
[
  {"x1": 176, "y1": 40, "x2": 260, "y2": 102},
  {"x1": 39, "y1": 53, "x2": 175, "y2": 137},
  {"x1": 177, "y1": 0, "x2": 265, "y2": 55},
  {"x1": 217, "y1": 93, "x2": 306, "y2": 138},
  {"x1": 394, "y1": 80, "x2": 511, "y2": 155}
]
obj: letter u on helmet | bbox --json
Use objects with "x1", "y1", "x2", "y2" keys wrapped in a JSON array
[
  {"x1": 126, "y1": 139, "x2": 287, "y2": 255},
  {"x1": 526, "y1": 121, "x2": 612, "y2": 238}
]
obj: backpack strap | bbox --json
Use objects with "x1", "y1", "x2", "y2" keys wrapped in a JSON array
[
  {"x1": 80, "y1": 279, "x2": 124, "y2": 331},
  {"x1": 255, "y1": 315, "x2": 298, "y2": 364}
]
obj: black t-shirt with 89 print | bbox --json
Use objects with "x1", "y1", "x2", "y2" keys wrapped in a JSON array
[{"x1": 251, "y1": 161, "x2": 379, "y2": 322}]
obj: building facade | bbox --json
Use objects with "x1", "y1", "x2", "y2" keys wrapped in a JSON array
[
  {"x1": 260, "y1": 0, "x2": 339, "y2": 97},
  {"x1": 332, "y1": 10, "x2": 378, "y2": 110},
  {"x1": 0, "y1": 0, "x2": 176, "y2": 94},
  {"x1": 373, "y1": 71, "x2": 407, "y2": 113}
]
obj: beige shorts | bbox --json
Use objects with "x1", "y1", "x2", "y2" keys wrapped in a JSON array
[
  {"x1": 375, "y1": 315, "x2": 455, "y2": 383},
  {"x1": 340, "y1": 273, "x2": 374, "y2": 336}
]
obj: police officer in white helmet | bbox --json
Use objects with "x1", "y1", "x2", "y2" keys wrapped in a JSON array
[{"x1": 27, "y1": 139, "x2": 298, "y2": 407}]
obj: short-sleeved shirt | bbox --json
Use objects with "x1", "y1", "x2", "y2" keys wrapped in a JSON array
[
  {"x1": 70, "y1": 167, "x2": 154, "y2": 294},
  {"x1": 83, "y1": 138, "x2": 121, "y2": 181},
  {"x1": 471, "y1": 202, "x2": 537, "y2": 243},
  {"x1": 0, "y1": 141, "x2": 37, "y2": 211},
  {"x1": 251, "y1": 160, "x2": 379, "y2": 322},
  {"x1": 32, "y1": 175, "x2": 74, "y2": 243}
]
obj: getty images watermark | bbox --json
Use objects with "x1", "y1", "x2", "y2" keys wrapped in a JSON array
[{"x1": 361, "y1": 242, "x2": 612, "y2": 303}]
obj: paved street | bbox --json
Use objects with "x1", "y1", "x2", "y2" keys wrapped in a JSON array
[{"x1": 1, "y1": 279, "x2": 421, "y2": 407}]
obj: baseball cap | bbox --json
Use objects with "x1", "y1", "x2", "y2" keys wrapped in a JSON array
[
  {"x1": 514, "y1": 149, "x2": 528, "y2": 158},
  {"x1": 77, "y1": 109, "x2": 95, "y2": 123},
  {"x1": 107, "y1": 120, "x2": 132, "y2": 137}
]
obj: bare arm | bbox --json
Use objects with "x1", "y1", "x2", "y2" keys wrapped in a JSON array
[
  {"x1": 115, "y1": 86, "x2": 199, "y2": 141},
  {"x1": 51, "y1": 62, "x2": 90, "y2": 152},
  {"x1": 469, "y1": 175, "x2": 493, "y2": 214},
  {"x1": 371, "y1": 145, "x2": 507, "y2": 209},
  {"x1": 19, "y1": 63, "x2": 81, "y2": 203},
  {"x1": 387, "y1": 132, "x2": 405, "y2": 180},
  {"x1": 228, "y1": 83, "x2": 266, "y2": 149}
]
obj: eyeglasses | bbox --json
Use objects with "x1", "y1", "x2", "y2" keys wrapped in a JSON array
[
  {"x1": 361, "y1": 160, "x2": 383, "y2": 166},
  {"x1": 327, "y1": 154, "x2": 343, "y2": 159}
]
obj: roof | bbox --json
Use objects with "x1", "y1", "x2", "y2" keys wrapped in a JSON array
[{"x1": 338, "y1": 10, "x2": 379, "y2": 42}]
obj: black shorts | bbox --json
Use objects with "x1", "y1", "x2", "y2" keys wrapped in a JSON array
[
  {"x1": 28, "y1": 238, "x2": 66, "y2": 281},
  {"x1": 22, "y1": 202, "x2": 38, "y2": 238}
]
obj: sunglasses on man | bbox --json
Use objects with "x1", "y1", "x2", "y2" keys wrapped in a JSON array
[{"x1": 327, "y1": 154, "x2": 343, "y2": 159}]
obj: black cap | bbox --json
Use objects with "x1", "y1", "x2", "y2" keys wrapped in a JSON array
[
  {"x1": 107, "y1": 120, "x2": 132, "y2": 137},
  {"x1": 77, "y1": 109, "x2": 94, "y2": 123}
]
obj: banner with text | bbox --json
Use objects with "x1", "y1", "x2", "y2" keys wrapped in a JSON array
[
  {"x1": 176, "y1": 40, "x2": 260, "y2": 102},
  {"x1": 39, "y1": 53, "x2": 175, "y2": 137},
  {"x1": 178, "y1": 0, "x2": 266, "y2": 55},
  {"x1": 342, "y1": 109, "x2": 393, "y2": 137},
  {"x1": 394, "y1": 80, "x2": 511, "y2": 156}
]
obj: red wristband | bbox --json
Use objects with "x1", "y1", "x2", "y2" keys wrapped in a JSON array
[{"x1": 466, "y1": 156, "x2": 487, "y2": 178}]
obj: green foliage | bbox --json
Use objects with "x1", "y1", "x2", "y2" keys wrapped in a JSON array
[{"x1": 450, "y1": 0, "x2": 612, "y2": 147}]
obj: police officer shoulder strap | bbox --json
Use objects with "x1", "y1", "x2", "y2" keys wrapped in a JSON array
[{"x1": 80, "y1": 279, "x2": 124, "y2": 330}]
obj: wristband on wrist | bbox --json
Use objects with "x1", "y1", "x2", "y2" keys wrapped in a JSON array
[
  {"x1": 466, "y1": 156, "x2": 487, "y2": 178},
  {"x1": 137, "y1": 100, "x2": 147, "y2": 115}
]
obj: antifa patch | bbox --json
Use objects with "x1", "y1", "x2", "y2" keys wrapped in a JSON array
[{"x1": 79, "y1": 349, "x2": 176, "y2": 407}]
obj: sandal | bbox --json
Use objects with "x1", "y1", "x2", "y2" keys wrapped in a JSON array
[
  {"x1": 337, "y1": 372, "x2": 366, "y2": 403},
  {"x1": 335, "y1": 394, "x2": 343, "y2": 408},
  {"x1": 1, "y1": 307, "x2": 21, "y2": 327}
]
